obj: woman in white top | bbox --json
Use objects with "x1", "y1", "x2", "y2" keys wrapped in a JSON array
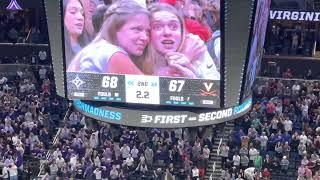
[
  {"x1": 93, "y1": 167, "x2": 102, "y2": 180},
  {"x1": 1, "y1": 165, "x2": 9, "y2": 180},
  {"x1": 8, "y1": 164, "x2": 18, "y2": 180},
  {"x1": 191, "y1": 166, "x2": 200, "y2": 180},
  {"x1": 68, "y1": 0, "x2": 150, "y2": 74}
]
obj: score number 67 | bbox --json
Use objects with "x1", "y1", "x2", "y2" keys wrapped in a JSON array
[{"x1": 169, "y1": 80, "x2": 185, "y2": 92}]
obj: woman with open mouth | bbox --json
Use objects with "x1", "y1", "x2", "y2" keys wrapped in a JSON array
[{"x1": 147, "y1": 3, "x2": 220, "y2": 80}]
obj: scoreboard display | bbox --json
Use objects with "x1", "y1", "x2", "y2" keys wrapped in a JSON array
[
  {"x1": 45, "y1": 0, "x2": 269, "y2": 127},
  {"x1": 67, "y1": 73, "x2": 219, "y2": 107}
]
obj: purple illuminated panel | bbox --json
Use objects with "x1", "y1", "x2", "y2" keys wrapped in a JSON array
[{"x1": 6, "y1": 0, "x2": 22, "y2": 10}]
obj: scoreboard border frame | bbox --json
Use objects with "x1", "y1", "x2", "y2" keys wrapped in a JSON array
[
  {"x1": 220, "y1": 0, "x2": 226, "y2": 108},
  {"x1": 240, "y1": 0, "x2": 258, "y2": 103},
  {"x1": 60, "y1": 0, "x2": 225, "y2": 109},
  {"x1": 59, "y1": 0, "x2": 68, "y2": 99}
]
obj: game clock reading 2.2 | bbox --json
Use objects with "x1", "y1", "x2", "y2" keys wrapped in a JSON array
[{"x1": 67, "y1": 72, "x2": 220, "y2": 108}]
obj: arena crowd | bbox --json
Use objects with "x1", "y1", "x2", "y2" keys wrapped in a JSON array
[
  {"x1": 218, "y1": 78, "x2": 320, "y2": 180},
  {"x1": 42, "y1": 108, "x2": 216, "y2": 180},
  {"x1": 0, "y1": 62, "x2": 65, "y2": 179}
]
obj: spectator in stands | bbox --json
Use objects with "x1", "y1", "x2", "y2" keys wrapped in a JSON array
[
  {"x1": 233, "y1": 153, "x2": 240, "y2": 170},
  {"x1": 38, "y1": 50, "x2": 47, "y2": 65},
  {"x1": 240, "y1": 154, "x2": 249, "y2": 170},
  {"x1": 313, "y1": 171, "x2": 320, "y2": 179},
  {"x1": 109, "y1": 165, "x2": 119, "y2": 179},
  {"x1": 137, "y1": 161, "x2": 148, "y2": 177},
  {"x1": 163, "y1": 168, "x2": 175, "y2": 180},
  {"x1": 8, "y1": 26, "x2": 19, "y2": 43},
  {"x1": 259, "y1": 132, "x2": 268, "y2": 154},
  {"x1": 292, "y1": 82, "x2": 301, "y2": 97},
  {"x1": 305, "y1": 166, "x2": 313, "y2": 179},
  {"x1": 191, "y1": 166, "x2": 200, "y2": 180},
  {"x1": 153, "y1": 168, "x2": 163, "y2": 180},
  {"x1": 292, "y1": 33, "x2": 299, "y2": 50},
  {"x1": 220, "y1": 143, "x2": 229, "y2": 169},
  {"x1": 145, "y1": 146, "x2": 154, "y2": 167},
  {"x1": 8, "y1": 163, "x2": 18, "y2": 180},
  {"x1": 262, "y1": 168, "x2": 271, "y2": 179},
  {"x1": 203, "y1": 145, "x2": 210, "y2": 166},
  {"x1": 244, "y1": 167, "x2": 256, "y2": 180},
  {"x1": 49, "y1": 161, "x2": 58, "y2": 179},
  {"x1": 253, "y1": 152, "x2": 262, "y2": 171},
  {"x1": 305, "y1": 69, "x2": 313, "y2": 80},
  {"x1": 282, "y1": 68, "x2": 293, "y2": 78},
  {"x1": 120, "y1": 144, "x2": 131, "y2": 159},
  {"x1": 31, "y1": 27, "x2": 41, "y2": 44},
  {"x1": 249, "y1": 146, "x2": 259, "y2": 166},
  {"x1": 38, "y1": 66, "x2": 47, "y2": 80},
  {"x1": 1, "y1": 164, "x2": 9, "y2": 179},
  {"x1": 0, "y1": 77, "x2": 8, "y2": 85}
]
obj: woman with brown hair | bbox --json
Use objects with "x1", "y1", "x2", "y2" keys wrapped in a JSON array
[
  {"x1": 67, "y1": 0, "x2": 151, "y2": 74},
  {"x1": 63, "y1": 0, "x2": 88, "y2": 67}
]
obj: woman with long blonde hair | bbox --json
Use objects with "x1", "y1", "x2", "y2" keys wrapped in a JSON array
[{"x1": 67, "y1": 0, "x2": 151, "y2": 74}]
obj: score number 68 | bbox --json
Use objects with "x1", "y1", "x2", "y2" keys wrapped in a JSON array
[{"x1": 102, "y1": 76, "x2": 118, "y2": 88}]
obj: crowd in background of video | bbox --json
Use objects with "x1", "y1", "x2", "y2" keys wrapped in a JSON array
[{"x1": 63, "y1": 0, "x2": 221, "y2": 80}]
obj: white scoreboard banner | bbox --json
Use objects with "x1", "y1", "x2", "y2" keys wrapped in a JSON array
[{"x1": 125, "y1": 75, "x2": 160, "y2": 104}]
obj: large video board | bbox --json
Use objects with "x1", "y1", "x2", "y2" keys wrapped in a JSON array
[
  {"x1": 46, "y1": 0, "x2": 264, "y2": 127},
  {"x1": 63, "y1": 0, "x2": 221, "y2": 108}
]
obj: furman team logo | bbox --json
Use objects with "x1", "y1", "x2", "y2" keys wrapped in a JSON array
[
  {"x1": 71, "y1": 75, "x2": 85, "y2": 89},
  {"x1": 200, "y1": 82, "x2": 217, "y2": 96}
]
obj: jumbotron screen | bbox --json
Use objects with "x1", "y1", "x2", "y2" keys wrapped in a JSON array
[
  {"x1": 45, "y1": 0, "x2": 268, "y2": 127},
  {"x1": 64, "y1": 0, "x2": 221, "y2": 108}
]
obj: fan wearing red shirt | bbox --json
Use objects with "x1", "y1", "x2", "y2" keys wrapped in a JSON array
[
  {"x1": 262, "y1": 168, "x2": 271, "y2": 179},
  {"x1": 159, "y1": 0, "x2": 212, "y2": 42}
]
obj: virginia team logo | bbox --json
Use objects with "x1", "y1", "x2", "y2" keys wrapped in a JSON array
[
  {"x1": 71, "y1": 75, "x2": 85, "y2": 89},
  {"x1": 200, "y1": 82, "x2": 217, "y2": 96}
]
